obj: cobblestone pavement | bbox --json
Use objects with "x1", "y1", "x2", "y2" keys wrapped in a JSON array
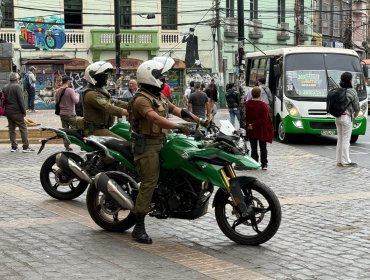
[{"x1": 1, "y1": 111, "x2": 370, "y2": 279}]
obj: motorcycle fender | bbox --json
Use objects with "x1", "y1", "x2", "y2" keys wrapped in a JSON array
[{"x1": 212, "y1": 176, "x2": 257, "y2": 208}]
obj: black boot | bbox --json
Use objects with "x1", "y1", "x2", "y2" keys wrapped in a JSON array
[{"x1": 132, "y1": 214, "x2": 152, "y2": 244}]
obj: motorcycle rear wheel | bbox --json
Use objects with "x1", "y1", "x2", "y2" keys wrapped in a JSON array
[
  {"x1": 215, "y1": 179, "x2": 281, "y2": 245},
  {"x1": 86, "y1": 171, "x2": 136, "y2": 232},
  {"x1": 40, "y1": 152, "x2": 88, "y2": 200}
]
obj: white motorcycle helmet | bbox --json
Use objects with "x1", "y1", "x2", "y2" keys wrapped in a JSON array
[
  {"x1": 137, "y1": 57, "x2": 175, "y2": 88},
  {"x1": 84, "y1": 61, "x2": 113, "y2": 86}
]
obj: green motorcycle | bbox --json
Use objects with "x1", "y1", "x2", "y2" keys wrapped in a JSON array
[
  {"x1": 38, "y1": 121, "x2": 133, "y2": 200},
  {"x1": 85, "y1": 130, "x2": 282, "y2": 245}
]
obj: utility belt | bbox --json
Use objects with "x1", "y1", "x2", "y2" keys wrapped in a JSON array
[
  {"x1": 85, "y1": 121, "x2": 109, "y2": 134},
  {"x1": 131, "y1": 132, "x2": 165, "y2": 154}
]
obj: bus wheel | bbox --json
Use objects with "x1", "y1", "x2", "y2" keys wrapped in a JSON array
[
  {"x1": 350, "y1": 135, "x2": 359, "y2": 144},
  {"x1": 278, "y1": 121, "x2": 289, "y2": 143}
]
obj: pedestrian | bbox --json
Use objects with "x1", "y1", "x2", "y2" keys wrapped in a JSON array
[
  {"x1": 121, "y1": 79, "x2": 138, "y2": 102},
  {"x1": 245, "y1": 77, "x2": 272, "y2": 107},
  {"x1": 245, "y1": 86, "x2": 273, "y2": 170},
  {"x1": 55, "y1": 75, "x2": 80, "y2": 151},
  {"x1": 82, "y1": 61, "x2": 129, "y2": 138},
  {"x1": 129, "y1": 57, "x2": 209, "y2": 244},
  {"x1": 205, "y1": 78, "x2": 218, "y2": 117},
  {"x1": 188, "y1": 82, "x2": 211, "y2": 120},
  {"x1": 335, "y1": 72, "x2": 360, "y2": 167},
  {"x1": 160, "y1": 76, "x2": 172, "y2": 102},
  {"x1": 183, "y1": 81, "x2": 194, "y2": 109},
  {"x1": 225, "y1": 83, "x2": 240, "y2": 127},
  {"x1": 26, "y1": 66, "x2": 37, "y2": 113},
  {"x1": 3, "y1": 72, "x2": 34, "y2": 153}
]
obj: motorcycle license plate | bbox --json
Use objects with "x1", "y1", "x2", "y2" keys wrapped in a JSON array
[{"x1": 321, "y1": 130, "x2": 336, "y2": 136}]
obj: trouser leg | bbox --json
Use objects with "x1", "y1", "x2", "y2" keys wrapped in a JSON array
[
  {"x1": 259, "y1": 140, "x2": 268, "y2": 166},
  {"x1": 341, "y1": 115, "x2": 352, "y2": 164},
  {"x1": 7, "y1": 115, "x2": 17, "y2": 149},
  {"x1": 249, "y1": 138, "x2": 259, "y2": 163}
]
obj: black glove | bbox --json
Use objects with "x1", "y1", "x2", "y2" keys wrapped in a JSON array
[
  {"x1": 175, "y1": 124, "x2": 192, "y2": 135},
  {"x1": 199, "y1": 118, "x2": 210, "y2": 128}
]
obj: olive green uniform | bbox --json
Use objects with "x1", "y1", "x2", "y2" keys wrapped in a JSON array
[
  {"x1": 83, "y1": 84, "x2": 128, "y2": 138},
  {"x1": 130, "y1": 89, "x2": 170, "y2": 214}
]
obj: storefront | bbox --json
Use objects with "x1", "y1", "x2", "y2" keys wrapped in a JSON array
[
  {"x1": 21, "y1": 55, "x2": 71, "y2": 109},
  {"x1": 64, "y1": 57, "x2": 90, "y2": 92}
]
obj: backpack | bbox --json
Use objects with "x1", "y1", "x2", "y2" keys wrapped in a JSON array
[
  {"x1": 225, "y1": 90, "x2": 239, "y2": 108},
  {"x1": 326, "y1": 88, "x2": 351, "y2": 117},
  {"x1": 0, "y1": 91, "x2": 6, "y2": 116},
  {"x1": 23, "y1": 72, "x2": 30, "y2": 91}
]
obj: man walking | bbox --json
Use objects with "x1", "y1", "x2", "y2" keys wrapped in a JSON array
[
  {"x1": 55, "y1": 75, "x2": 80, "y2": 151},
  {"x1": 188, "y1": 82, "x2": 211, "y2": 119},
  {"x1": 3, "y1": 72, "x2": 34, "y2": 153}
]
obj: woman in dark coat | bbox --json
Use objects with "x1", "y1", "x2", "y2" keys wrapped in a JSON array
[{"x1": 245, "y1": 86, "x2": 274, "y2": 170}]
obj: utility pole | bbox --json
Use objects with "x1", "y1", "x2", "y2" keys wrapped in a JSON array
[
  {"x1": 237, "y1": 0, "x2": 245, "y2": 87},
  {"x1": 114, "y1": 0, "x2": 121, "y2": 78},
  {"x1": 215, "y1": 0, "x2": 223, "y2": 76},
  {"x1": 295, "y1": 0, "x2": 300, "y2": 45},
  {"x1": 215, "y1": 0, "x2": 225, "y2": 107}
]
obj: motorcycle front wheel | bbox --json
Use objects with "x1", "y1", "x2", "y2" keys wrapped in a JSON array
[
  {"x1": 215, "y1": 179, "x2": 281, "y2": 245},
  {"x1": 86, "y1": 171, "x2": 136, "y2": 232},
  {"x1": 40, "y1": 152, "x2": 88, "y2": 200}
]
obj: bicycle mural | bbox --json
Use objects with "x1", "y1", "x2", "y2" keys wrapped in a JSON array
[{"x1": 16, "y1": 16, "x2": 65, "y2": 50}]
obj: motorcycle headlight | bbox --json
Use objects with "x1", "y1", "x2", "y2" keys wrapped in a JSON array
[{"x1": 284, "y1": 100, "x2": 300, "y2": 117}]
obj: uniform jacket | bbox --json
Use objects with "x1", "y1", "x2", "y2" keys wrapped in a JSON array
[
  {"x1": 245, "y1": 99, "x2": 274, "y2": 143},
  {"x1": 131, "y1": 89, "x2": 169, "y2": 138},
  {"x1": 83, "y1": 84, "x2": 127, "y2": 127}
]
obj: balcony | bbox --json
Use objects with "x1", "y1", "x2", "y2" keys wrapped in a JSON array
[
  {"x1": 0, "y1": 28, "x2": 87, "y2": 49},
  {"x1": 160, "y1": 30, "x2": 181, "y2": 49},
  {"x1": 224, "y1": 17, "x2": 238, "y2": 38},
  {"x1": 91, "y1": 29, "x2": 159, "y2": 60}
]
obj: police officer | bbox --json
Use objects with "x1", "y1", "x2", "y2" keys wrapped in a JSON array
[
  {"x1": 129, "y1": 57, "x2": 209, "y2": 244},
  {"x1": 83, "y1": 61, "x2": 128, "y2": 138}
]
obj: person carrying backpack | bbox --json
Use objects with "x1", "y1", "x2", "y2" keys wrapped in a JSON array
[
  {"x1": 334, "y1": 72, "x2": 360, "y2": 167},
  {"x1": 25, "y1": 66, "x2": 37, "y2": 112},
  {"x1": 225, "y1": 83, "x2": 240, "y2": 127}
]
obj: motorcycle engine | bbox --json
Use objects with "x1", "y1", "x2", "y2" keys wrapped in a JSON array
[{"x1": 152, "y1": 171, "x2": 213, "y2": 218}]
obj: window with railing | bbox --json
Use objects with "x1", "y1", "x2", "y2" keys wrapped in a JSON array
[
  {"x1": 1, "y1": 0, "x2": 14, "y2": 28},
  {"x1": 64, "y1": 0, "x2": 82, "y2": 29},
  {"x1": 161, "y1": 0, "x2": 177, "y2": 30},
  {"x1": 250, "y1": 0, "x2": 258, "y2": 20},
  {"x1": 226, "y1": 0, "x2": 235, "y2": 18},
  {"x1": 278, "y1": 0, "x2": 286, "y2": 24},
  {"x1": 120, "y1": 0, "x2": 132, "y2": 29}
]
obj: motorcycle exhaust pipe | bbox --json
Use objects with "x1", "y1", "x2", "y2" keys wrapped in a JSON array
[
  {"x1": 55, "y1": 153, "x2": 92, "y2": 184},
  {"x1": 94, "y1": 172, "x2": 135, "y2": 211}
]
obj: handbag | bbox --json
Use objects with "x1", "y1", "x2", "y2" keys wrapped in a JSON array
[{"x1": 55, "y1": 88, "x2": 66, "y2": 115}]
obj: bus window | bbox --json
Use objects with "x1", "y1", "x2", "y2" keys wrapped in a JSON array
[{"x1": 249, "y1": 59, "x2": 258, "y2": 86}]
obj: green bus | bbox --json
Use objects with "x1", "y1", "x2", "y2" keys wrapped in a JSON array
[{"x1": 245, "y1": 46, "x2": 367, "y2": 143}]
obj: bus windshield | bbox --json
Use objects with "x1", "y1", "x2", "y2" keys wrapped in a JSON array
[{"x1": 285, "y1": 53, "x2": 367, "y2": 101}]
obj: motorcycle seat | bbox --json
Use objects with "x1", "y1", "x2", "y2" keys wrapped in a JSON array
[
  {"x1": 103, "y1": 139, "x2": 134, "y2": 164},
  {"x1": 61, "y1": 129, "x2": 85, "y2": 142}
]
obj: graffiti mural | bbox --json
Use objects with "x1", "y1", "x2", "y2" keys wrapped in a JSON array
[
  {"x1": 16, "y1": 16, "x2": 65, "y2": 50},
  {"x1": 182, "y1": 28, "x2": 201, "y2": 68}
]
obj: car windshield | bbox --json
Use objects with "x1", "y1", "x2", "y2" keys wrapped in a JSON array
[{"x1": 285, "y1": 53, "x2": 367, "y2": 101}]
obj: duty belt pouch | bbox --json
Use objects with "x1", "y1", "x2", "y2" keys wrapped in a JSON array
[{"x1": 132, "y1": 132, "x2": 145, "y2": 155}]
